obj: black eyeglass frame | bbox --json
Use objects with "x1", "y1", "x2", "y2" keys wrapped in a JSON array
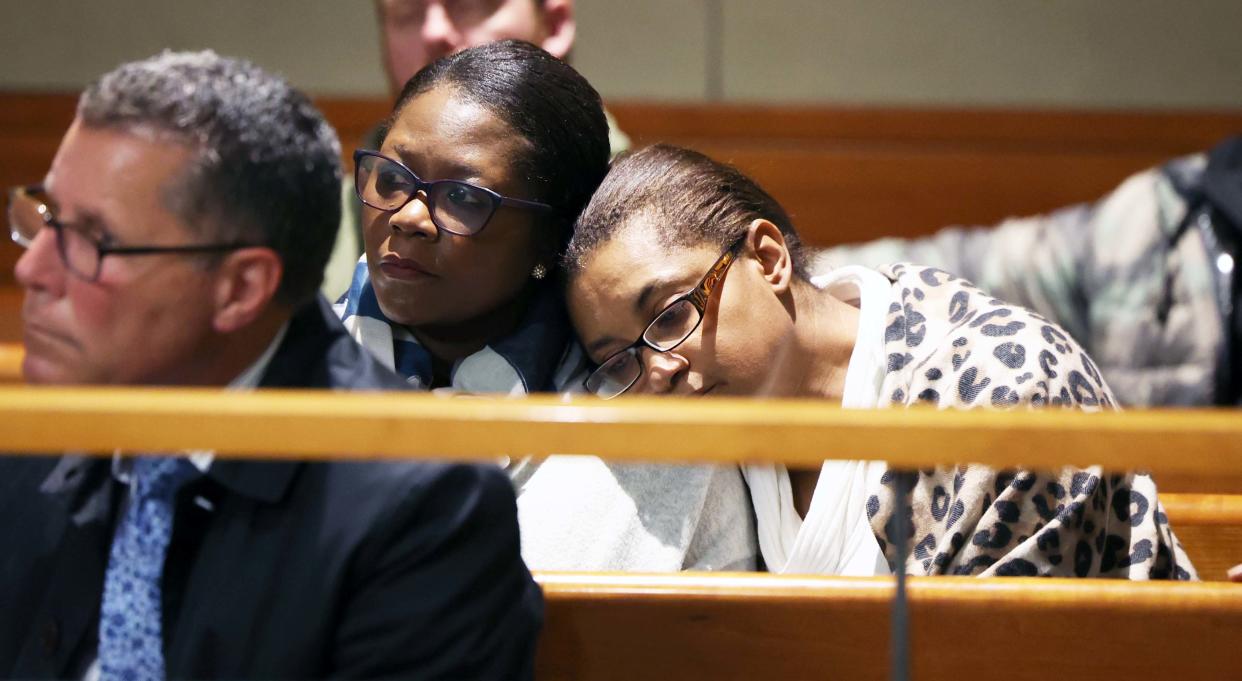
[
  {"x1": 584, "y1": 236, "x2": 747, "y2": 399},
  {"x1": 7, "y1": 185, "x2": 260, "y2": 282},
  {"x1": 353, "y1": 149, "x2": 553, "y2": 237}
]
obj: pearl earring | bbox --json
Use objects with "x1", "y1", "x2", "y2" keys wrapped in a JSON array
[{"x1": 531, "y1": 263, "x2": 548, "y2": 280}]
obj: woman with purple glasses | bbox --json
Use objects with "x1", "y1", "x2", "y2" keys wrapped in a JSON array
[{"x1": 334, "y1": 41, "x2": 757, "y2": 573}]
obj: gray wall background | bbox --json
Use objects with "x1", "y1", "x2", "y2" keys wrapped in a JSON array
[{"x1": 2, "y1": 0, "x2": 1241, "y2": 108}]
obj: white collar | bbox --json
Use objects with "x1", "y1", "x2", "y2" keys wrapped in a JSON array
[
  {"x1": 810, "y1": 266, "x2": 892, "y2": 409},
  {"x1": 743, "y1": 266, "x2": 892, "y2": 575},
  {"x1": 112, "y1": 321, "x2": 290, "y2": 482}
]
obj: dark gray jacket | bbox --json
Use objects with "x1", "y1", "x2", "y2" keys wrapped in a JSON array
[{"x1": 0, "y1": 297, "x2": 542, "y2": 679}]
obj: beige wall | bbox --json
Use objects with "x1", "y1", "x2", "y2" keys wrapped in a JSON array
[
  {"x1": 2, "y1": 0, "x2": 1241, "y2": 108},
  {"x1": 710, "y1": 0, "x2": 1242, "y2": 107},
  {"x1": 0, "y1": 1, "x2": 387, "y2": 94}
]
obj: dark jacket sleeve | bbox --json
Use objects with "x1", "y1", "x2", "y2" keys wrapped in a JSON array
[{"x1": 330, "y1": 463, "x2": 542, "y2": 680}]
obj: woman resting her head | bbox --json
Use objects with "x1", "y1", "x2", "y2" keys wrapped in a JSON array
[
  {"x1": 335, "y1": 43, "x2": 756, "y2": 572},
  {"x1": 564, "y1": 144, "x2": 1195, "y2": 579}
]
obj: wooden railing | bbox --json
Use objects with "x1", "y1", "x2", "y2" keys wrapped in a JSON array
[
  {"x1": 0, "y1": 343, "x2": 19, "y2": 382},
  {"x1": 533, "y1": 572, "x2": 1242, "y2": 681},
  {"x1": 2, "y1": 355, "x2": 1240, "y2": 492},
  {"x1": 1, "y1": 386, "x2": 1240, "y2": 676},
  {"x1": 1, "y1": 387, "x2": 1240, "y2": 472},
  {"x1": 2, "y1": 367, "x2": 1235, "y2": 573},
  {"x1": 0, "y1": 288, "x2": 20, "y2": 344},
  {"x1": 1, "y1": 386, "x2": 1240, "y2": 575},
  {"x1": 1161, "y1": 494, "x2": 1242, "y2": 581}
]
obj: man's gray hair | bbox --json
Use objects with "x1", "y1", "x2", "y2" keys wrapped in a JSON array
[{"x1": 78, "y1": 50, "x2": 342, "y2": 306}]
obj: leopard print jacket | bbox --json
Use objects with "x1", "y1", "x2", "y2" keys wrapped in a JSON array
[{"x1": 866, "y1": 264, "x2": 1196, "y2": 579}]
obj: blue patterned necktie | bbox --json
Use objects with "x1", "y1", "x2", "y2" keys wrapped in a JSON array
[{"x1": 99, "y1": 456, "x2": 200, "y2": 680}]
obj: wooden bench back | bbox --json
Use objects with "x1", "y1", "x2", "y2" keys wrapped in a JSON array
[
  {"x1": 0, "y1": 344, "x2": 20, "y2": 383},
  {"x1": 604, "y1": 104, "x2": 1242, "y2": 246},
  {"x1": 0, "y1": 289, "x2": 20, "y2": 344},
  {"x1": 5, "y1": 92, "x2": 1241, "y2": 286},
  {"x1": 1161, "y1": 493, "x2": 1242, "y2": 580},
  {"x1": 534, "y1": 572, "x2": 1242, "y2": 681}
]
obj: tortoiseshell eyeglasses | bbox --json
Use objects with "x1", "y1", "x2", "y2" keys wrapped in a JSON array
[{"x1": 584, "y1": 236, "x2": 745, "y2": 399}]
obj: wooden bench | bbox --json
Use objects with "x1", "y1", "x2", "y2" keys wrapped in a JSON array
[
  {"x1": 318, "y1": 98, "x2": 1242, "y2": 246},
  {"x1": 0, "y1": 387, "x2": 1239, "y2": 675},
  {"x1": 0, "y1": 388, "x2": 1238, "y2": 577},
  {"x1": 0, "y1": 343, "x2": 20, "y2": 383},
  {"x1": 1162, "y1": 493, "x2": 1242, "y2": 582},
  {"x1": 0, "y1": 288, "x2": 20, "y2": 344},
  {"x1": 603, "y1": 104, "x2": 1242, "y2": 247},
  {"x1": 534, "y1": 572, "x2": 1242, "y2": 681},
  {"x1": 5, "y1": 92, "x2": 1242, "y2": 287}
]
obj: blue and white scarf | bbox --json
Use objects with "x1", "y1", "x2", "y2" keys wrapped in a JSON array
[{"x1": 333, "y1": 256, "x2": 588, "y2": 394}]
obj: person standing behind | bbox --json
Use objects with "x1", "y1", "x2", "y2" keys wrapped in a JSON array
[
  {"x1": 322, "y1": 0, "x2": 631, "y2": 296},
  {"x1": 0, "y1": 50, "x2": 540, "y2": 680},
  {"x1": 374, "y1": 0, "x2": 629, "y2": 158}
]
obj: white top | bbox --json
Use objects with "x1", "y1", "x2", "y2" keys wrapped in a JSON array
[{"x1": 742, "y1": 266, "x2": 891, "y2": 575}]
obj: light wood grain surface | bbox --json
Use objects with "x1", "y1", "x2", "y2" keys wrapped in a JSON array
[
  {"x1": 0, "y1": 289, "x2": 20, "y2": 344},
  {"x1": 0, "y1": 386, "x2": 1240, "y2": 475},
  {"x1": 0, "y1": 342, "x2": 21, "y2": 382},
  {"x1": 1162, "y1": 494, "x2": 1242, "y2": 581},
  {"x1": 534, "y1": 572, "x2": 1242, "y2": 681}
]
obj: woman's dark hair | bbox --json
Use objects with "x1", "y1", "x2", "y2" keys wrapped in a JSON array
[
  {"x1": 386, "y1": 40, "x2": 610, "y2": 262},
  {"x1": 564, "y1": 144, "x2": 809, "y2": 278}
]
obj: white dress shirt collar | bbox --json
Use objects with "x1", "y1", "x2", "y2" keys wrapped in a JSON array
[{"x1": 112, "y1": 322, "x2": 290, "y2": 481}]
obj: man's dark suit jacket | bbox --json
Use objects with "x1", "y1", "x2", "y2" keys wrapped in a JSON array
[{"x1": 0, "y1": 297, "x2": 543, "y2": 679}]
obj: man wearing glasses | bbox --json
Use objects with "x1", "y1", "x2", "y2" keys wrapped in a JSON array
[
  {"x1": 0, "y1": 50, "x2": 540, "y2": 679},
  {"x1": 371, "y1": 0, "x2": 627, "y2": 160}
]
